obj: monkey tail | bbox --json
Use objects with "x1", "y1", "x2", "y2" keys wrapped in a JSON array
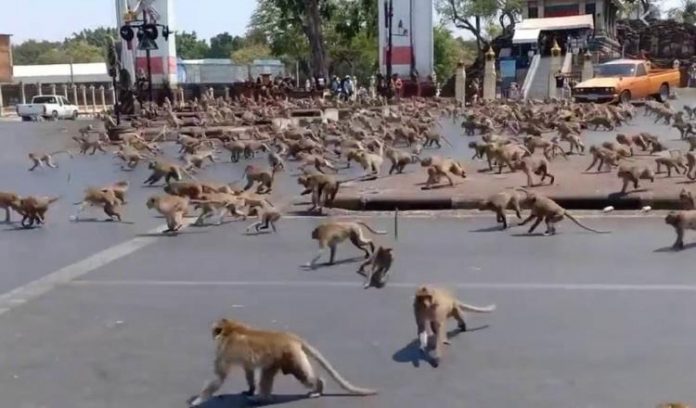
[
  {"x1": 457, "y1": 301, "x2": 496, "y2": 313},
  {"x1": 301, "y1": 342, "x2": 378, "y2": 396},
  {"x1": 564, "y1": 212, "x2": 611, "y2": 234},
  {"x1": 50, "y1": 150, "x2": 73, "y2": 158},
  {"x1": 356, "y1": 221, "x2": 387, "y2": 235}
]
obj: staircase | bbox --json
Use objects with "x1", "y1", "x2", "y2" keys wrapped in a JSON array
[{"x1": 526, "y1": 56, "x2": 552, "y2": 100}]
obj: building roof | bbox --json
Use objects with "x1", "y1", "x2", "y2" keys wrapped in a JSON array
[
  {"x1": 12, "y1": 62, "x2": 110, "y2": 84},
  {"x1": 517, "y1": 14, "x2": 594, "y2": 31},
  {"x1": 513, "y1": 28, "x2": 542, "y2": 44}
]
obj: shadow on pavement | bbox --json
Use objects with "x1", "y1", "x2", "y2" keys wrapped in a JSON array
[
  {"x1": 469, "y1": 224, "x2": 506, "y2": 233},
  {"x1": 191, "y1": 393, "x2": 307, "y2": 407},
  {"x1": 300, "y1": 256, "x2": 366, "y2": 270},
  {"x1": 392, "y1": 326, "x2": 488, "y2": 368},
  {"x1": 654, "y1": 243, "x2": 696, "y2": 253}
]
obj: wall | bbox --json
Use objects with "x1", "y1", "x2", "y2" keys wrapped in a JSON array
[
  {"x1": 378, "y1": 0, "x2": 434, "y2": 77},
  {"x1": 0, "y1": 34, "x2": 12, "y2": 83}
]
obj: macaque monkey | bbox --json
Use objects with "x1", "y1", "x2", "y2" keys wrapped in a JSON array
[
  {"x1": 656, "y1": 403, "x2": 692, "y2": 408},
  {"x1": 144, "y1": 160, "x2": 186, "y2": 186},
  {"x1": 164, "y1": 181, "x2": 204, "y2": 199},
  {"x1": 268, "y1": 149, "x2": 285, "y2": 172},
  {"x1": 585, "y1": 146, "x2": 620, "y2": 173},
  {"x1": 242, "y1": 165, "x2": 276, "y2": 194},
  {"x1": 385, "y1": 147, "x2": 418, "y2": 174},
  {"x1": 586, "y1": 115, "x2": 614, "y2": 130},
  {"x1": 244, "y1": 203, "x2": 281, "y2": 233},
  {"x1": 468, "y1": 141, "x2": 489, "y2": 160},
  {"x1": 413, "y1": 286, "x2": 496, "y2": 367},
  {"x1": 511, "y1": 157, "x2": 554, "y2": 187},
  {"x1": 356, "y1": 246, "x2": 394, "y2": 289},
  {"x1": 665, "y1": 210, "x2": 696, "y2": 250},
  {"x1": 519, "y1": 193, "x2": 610, "y2": 235},
  {"x1": 298, "y1": 173, "x2": 341, "y2": 212},
  {"x1": 523, "y1": 136, "x2": 566, "y2": 160},
  {"x1": 601, "y1": 141, "x2": 632, "y2": 158},
  {"x1": 617, "y1": 164, "x2": 655, "y2": 193},
  {"x1": 421, "y1": 158, "x2": 467, "y2": 190},
  {"x1": 654, "y1": 152, "x2": 688, "y2": 177},
  {"x1": 183, "y1": 150, "x2": 216, "y2": 171},
  {"x1": 72, "y1": 187, "x2": 122, "y2": 222},
  {"x1": 72, "y1": 136, "x2": 107, "y2": 155},
  {"x1": 0, "y1": 191, "x2": 21, "y2": 223},
  {"x1": 114, "y1": 148, "x2": 150, "y2": 170},
  {"x1": 616, "y1": 133, "x2": 649, "y2": 155},
  {"x1": 187, "y1": 318, "x2": 377, "y2": 406},
  {"x1": 679, "y1": 188, "x2": 695, "y2": 210},
  {"x1": 16, "y1": 196, "x2": 60, "y2": 228},
  {"x1": 104, "y1": 181, "x2": 129, "y2": 204},
  {"x1": 191, "y1": 193, "x2": 246, "y2": 226},
  {"x1": 297, "y1": 152, "x2": 338, "y2": 174},
  {"x1": 28, "y1": 151, "x2": 72, "y2": 171},
  {"x1": 354, "y1": 150, "x2": 384, "y2": 177},
  {"x1": 146, "y1": 194, "x2": 189, "y2": 233},
  {"x1": 487, "y1": 144, "x2": 531, "y2": 173},
  {"x1": 306, "y1": 221, "x2": 387, "y2": 268},
  {"x1": 477, "y1": 191, "x2": 524, "y2": 229}
]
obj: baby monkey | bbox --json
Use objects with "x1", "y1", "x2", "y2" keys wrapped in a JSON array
[{"x1": 356, "y1": 246, "x2": 394, "y2": 289}]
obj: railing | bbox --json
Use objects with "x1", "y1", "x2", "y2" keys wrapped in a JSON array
[{"x1": 521, "y1": 53, "x2": 540, "y2": 100}]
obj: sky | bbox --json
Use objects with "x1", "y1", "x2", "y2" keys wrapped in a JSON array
[{"x1": 0, "y1": 0, "x2": 256, "y2": 43}]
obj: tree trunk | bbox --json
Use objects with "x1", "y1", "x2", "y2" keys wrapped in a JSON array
[
  {"x1": 304, "y1": 0, "x2": 329, "y2": 80},
  {"x1": 475, "y1": 16, "x2": 482, "y2": 56}
]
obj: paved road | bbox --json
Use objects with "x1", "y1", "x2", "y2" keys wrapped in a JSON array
[{"x1": 2, "y1": 215, "x2": 696, "y2": 408}]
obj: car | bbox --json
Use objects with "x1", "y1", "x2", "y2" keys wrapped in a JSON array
[
  {"x1": 572, "y1": 59, "x2": 680, "y2": 104},
  {"x1": 16, "y1": 95, "x2": 79, "y2": 121}
]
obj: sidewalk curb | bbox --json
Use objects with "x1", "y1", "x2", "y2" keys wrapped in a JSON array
[{"x1": 333, "y1": 193, "x2": 684, "y2": 211}]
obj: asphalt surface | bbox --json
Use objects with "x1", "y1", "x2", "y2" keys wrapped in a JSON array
[{"x1": 3, "y1": 111, "x2": 696, "y2": 408}]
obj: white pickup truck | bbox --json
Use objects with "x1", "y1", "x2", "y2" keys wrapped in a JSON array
[{"x1": 16, "y1": 95, "x2": 79, "y2": 121}]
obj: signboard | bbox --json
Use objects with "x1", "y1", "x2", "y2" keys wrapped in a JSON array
[{"x1": 500, "y1": 59, "x2": 517, "y2": 78}]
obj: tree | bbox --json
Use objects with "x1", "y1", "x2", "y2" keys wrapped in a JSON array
[
  {"x1": 176, "y1": 31, "x2": 210, "y2": 59},
  {"x1": 12, "y1": 40, "x2": 61, "y2": 65},
  {"x1": 433, "y1": 26, "x2": 476, "y2": 82},
  {"x1": 436, "y1": 0, "x2": 521, "y2": 56},
  {"x1": 207, "y1": 32, "x2": 245, "y2": 58},
  {"x1": 667, "y1": 0, "x2": 696, "y2": 23},
  {"x1": 69, "y1": 27, "x2": 118, "y2": 49},
  {"x1": 230, "y1": 43, "x2": 272, "y2": 64}
]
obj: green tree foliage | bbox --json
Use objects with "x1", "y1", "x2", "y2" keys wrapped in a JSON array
[
  {"x1": 208, "y1": 32, "x2": 246, "y2": 58},
  {"x1": 70, "y1": 27, "x2": 118, "y2": 49},
  {"x1": 175, "y1": 31, "x2": 210, "y2": 59},
  {"x1": 230, "y1": 43, "x2": 272, "y2": 64},
  {"x1": 433, "y1": 26, "x2": 476, "y2": 82},
  {"x1": 12, "y1": 27, "x2": 117, "y2": 65}
]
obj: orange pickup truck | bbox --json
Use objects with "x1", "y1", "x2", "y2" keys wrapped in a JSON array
[{"x1": 572, "y1": 59, "x2": 680, "y2": 104}]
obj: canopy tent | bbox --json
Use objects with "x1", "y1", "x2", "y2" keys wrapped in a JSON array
[
  {"x1": 512, "y1": 28, "x2": 542, "y2": 44},
  {"x1": 516, "y1": 14, "x2": 594, "y2": 31}
]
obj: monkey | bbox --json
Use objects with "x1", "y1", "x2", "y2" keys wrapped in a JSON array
[
  {"x1": 306, "y1": 221, "x2": 387, "y2": 268},
  {"x1": 28, "y1": 151, "x2": 72, "y2": 171},
  {"x1": 385, "y1": 147, "x2": 418, "y2": 174},
  {"x1": 468, "y1": 141, "x2": 489, "y2": 160},
  {"x1": 585, "y1": 145, "x2": 621, "y2": 173},
  {"x1": 221, "y1": 140, "x2": 246, "y2": 162},
  {"x1": 523, "y1": 136, "x2": 566, "y2": 160},
  {"x1": 354, "y1": 150, "x2": 384, "y2": 177},
  {"x1": 585, "y1": 115, "x2": 614, "y2": 131},
  {"x1": 617, "y1": 163, "x2": 655, "y2": 194},
  {"x1": 268, "y1": 149, "x2": 285, "y2": 172},
  {"x1": 298, "y1": 173, "x2": 341, "y2": 212},
  {"x1": 422, "y1": 160, "x2": 467, "y2": 190},
  {"x1": 191, "y1": 192, "x2": 246, "y2": 226},
  {"x1": 164, "y1": 181, "x2": 204, "y2": 199},
  {"x1": 486, "y1": 144, "x2": 531, "y2": 174},
  {"x1": 72, "y1": 136, "x2": 107, "y2": 155},
  {"x1": 104, "y1": 180, "x2": 129, "y2": 205},
  {"x1": 653, "y1": 106, "x2": 675, "y2": 124},
  {"x1": 244, "y1": 203, "x2": 281, "y2": 233},
  {"x1": 16, "y1": 196, "x2": 60, "y2": 228},
  {"x1": 601, "y1": 141, "x2": 632, "y2": 158},
  {"x1": 114, "y1": 147, "x2": 150, "y2": 170},
  {"x1": 423, "y1": 130, "x2": 446, "y2": 148},
  {"x1": 519, "y1": 192, "x2": 610, "y2": 235},
  {"x1": 0, "y1": 191, "x2": 21, "y2": 223},
  {"x1": 413, "y1": 285, "x2": 496, "y2": 367},
  {"x1": 187, "y1": 318, "x2": 377, "y2": 407},
  {"x1": 679, "y1": 188, "x2": 695, "y2": 210},
  {"x1": 477, "y1": 190, "x2": 525, "y2": 229},
  {"x1": 356, "y1": 246, "x2": 394, "y2": 289},
  {"x1": 655, "y1": 154, "x2": 688, "y2": 177},
  {"x1": 144, "y1": 160, "x2": 187, "y2": 186},
  {"x1": 650, "y1": 139, "x2": 669, "y2": 155},
  {"x1": 243, "y1": 140, "x2": 270, "y2": 159},
  {"x1": 183, "y1": 150, "x2": 216, "y2": 172},
  {"x1": 557, "y1": 132, "x2": 585, "y2": 155},
  {"x1": 665, "y1": 210, "x2": 696, "y2": 250},
  {"x1": 656, "y1": 403, "x2": 692, "y2": 408},
  {"x1": 77, "y1": 124, "x2": 95, "y2": 139},
  {"x1": 616, "y1": 133, "x2": 650, "y2": 155},
  {"x1": 242, "y1": 164, "x2": 276, "y2": 194},
  {"x1": 511, "y1": 156, "x2": 554, "y2": 187},
  {"x1": 72, "y1": 187, "x2": 122, "y2": 222},
  {"x1": 297, "y1": 152, "x2": 338, "y2": 174},
  {"x1": 145, "y1": 194, "x2": 189, "y2": 233}
]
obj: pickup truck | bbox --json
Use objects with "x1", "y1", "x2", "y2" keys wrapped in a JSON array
[
  {"x1": 16, "y1": 95, "x2": 79, "y2": 121},
  {"x1": 572, "y1": 59, "x2": 680, "y2": 104}
]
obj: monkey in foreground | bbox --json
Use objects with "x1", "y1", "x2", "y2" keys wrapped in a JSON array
[
  {"x1": 413, "y1": 286, "x2": 496, "y2": 367},
  {"x1": 585, "y1": 146, "x2": 620, "y2": 173},
  {"x1": 16, "y1": 196, "x2": 60, "y2": 228},
  {"x1": 656, "y1": 403, "x2": 692, "y2": 408},
  {"x1": 0, "y1": 191, "x2": 21, "y2": 223},
  {"x1": 298, "y1": 173, "x2": 341, "y2": 213},
  {"x1": 144, "y1": 160, "x2": 186, "y2": 186},
  {"x1": 104, "y1": 180, "x2": 129, "y2": 205},
  {"x1": 306, "y1": 221, "x2": 387, "y2": 268},
  {"x1": 73, "y1": 136, "x2": 107, "y2": 155},
  {"x1": 28, "y1": 151, "x2": 72, "y2": 171},
  {"x1": 680, "y1": 188, "x2": 695, "y2": 210},
  {"x1": 519, "y1": 193, "x2": 610, "y2": 235},
  {"x1": 187, "y1": 318, "x2": 377, "y2": 407},
  {"x1": 72, "y1": 187, "x2": 122, "y2": 222},
  {"x1": 242, "y1": 165, "x2": 276, "y2": 194},
  {"x1": 665, "y1": 210, "x2": 696, "y2": 250},
  {"x1": 617, "y1": 163, "x2": 655, "y2": 194},
  {"x1": 356, "y1": 246, "x2": 394, "y2": 289},
  {"x1": 511, "y1": 157, "x2": 554, "y2": 187},
  {"x1": 245, "y1": 203, "x2": 282, "y2": 233},
  {"x1": 145, "y1": 194, "x2": 189, "y2": 233},
  {"x1": 477, "y1": 190, "x2": 525, "y2": 229}
]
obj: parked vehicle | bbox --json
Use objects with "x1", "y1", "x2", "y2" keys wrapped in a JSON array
[
  {"x1": 16, "y1": 95, "x2": 79, "y2": 121},
  {"x1": 572, "y1": 59, "x2": 680, "y2": 103}
]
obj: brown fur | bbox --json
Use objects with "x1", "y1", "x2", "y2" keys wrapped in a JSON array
[
  {"x1": 665, "y1": 210, "x2": 696, "y2": 250},
  {"x1": 356, "y1": 246, "x2": 394, "y2": 289},
  {"x1": 511, "y1": 156, "x2": 555, "y2": 187},
  {"x1": 617, "y1": 164, "x2": 655, "y2": 193},
  {"x1": 242, "y1": 165, "x2": 276, "y2": 194},
  {"x1": 0, "y1": 191, "x2": 22, "y2": 223},
  {"x1": 519, "y1": 193, "x2": 610, "y2": 235},
  {"x1": 307, "y1": 221, "x2": 387, "y2": 268},
  {"x1": 146, "y1": 194, "x2": 189, "y2": 233},
  {"x1": 477, "y1": 191, "x2": 525, "y2": 229},
  {"x1": 16, "y1": 196, "x2": 60, "y2": 228}
]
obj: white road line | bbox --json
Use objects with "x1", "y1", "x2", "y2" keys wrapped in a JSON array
[
  {"x1": 0, "y1": 220, "x2": 194, "y2": 317},
  {"x1": 68, "y1": 280, "x2": 696, "y2": 292}
]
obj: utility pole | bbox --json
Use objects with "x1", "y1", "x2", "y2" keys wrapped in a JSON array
[
  {"x1": 385, "y1": 0, "x2": 394, "y2": 97},
  {"x1": 143, "y1": 9, "x2": 154, "y2": 103}
]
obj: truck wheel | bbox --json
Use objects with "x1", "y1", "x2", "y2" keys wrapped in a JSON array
[
  {"x1": 21, "y1": 116, "x2": 31, "y2": 122},
  {"x1": 50, "y1": 111, "x2": 59, "y2": 121},
  {"x1": 619, "y1": 91, "x2": 631, "y2": 104},
  {"x1": 658, "y1": 84, "x2": 669, "y2": 102},
  {"x1": 70, "y1": 111, "x2": 78, "y2": 120}
]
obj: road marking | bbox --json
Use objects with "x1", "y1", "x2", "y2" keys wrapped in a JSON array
[
  {"x1": 0, "y1": 219, "x2": 194, "y2": 317},
  {"x1": 68, "y1": 280, "x2": 696, "y2": 292},
  {"x1": 283, "y1": 213, "x2": 668, "y2": 219}
]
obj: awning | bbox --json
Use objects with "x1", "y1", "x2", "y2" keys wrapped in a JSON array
[
  {"x1": 517, "y1": 14, "x2": 594, "y2": 31},
  {"x1": 513, "y1": 28, "x2": 541, "y2": 44}
]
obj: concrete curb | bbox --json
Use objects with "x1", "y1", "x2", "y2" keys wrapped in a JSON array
[{"x1": 333, "y1": 193, "x2": 684, "y2": 211}]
